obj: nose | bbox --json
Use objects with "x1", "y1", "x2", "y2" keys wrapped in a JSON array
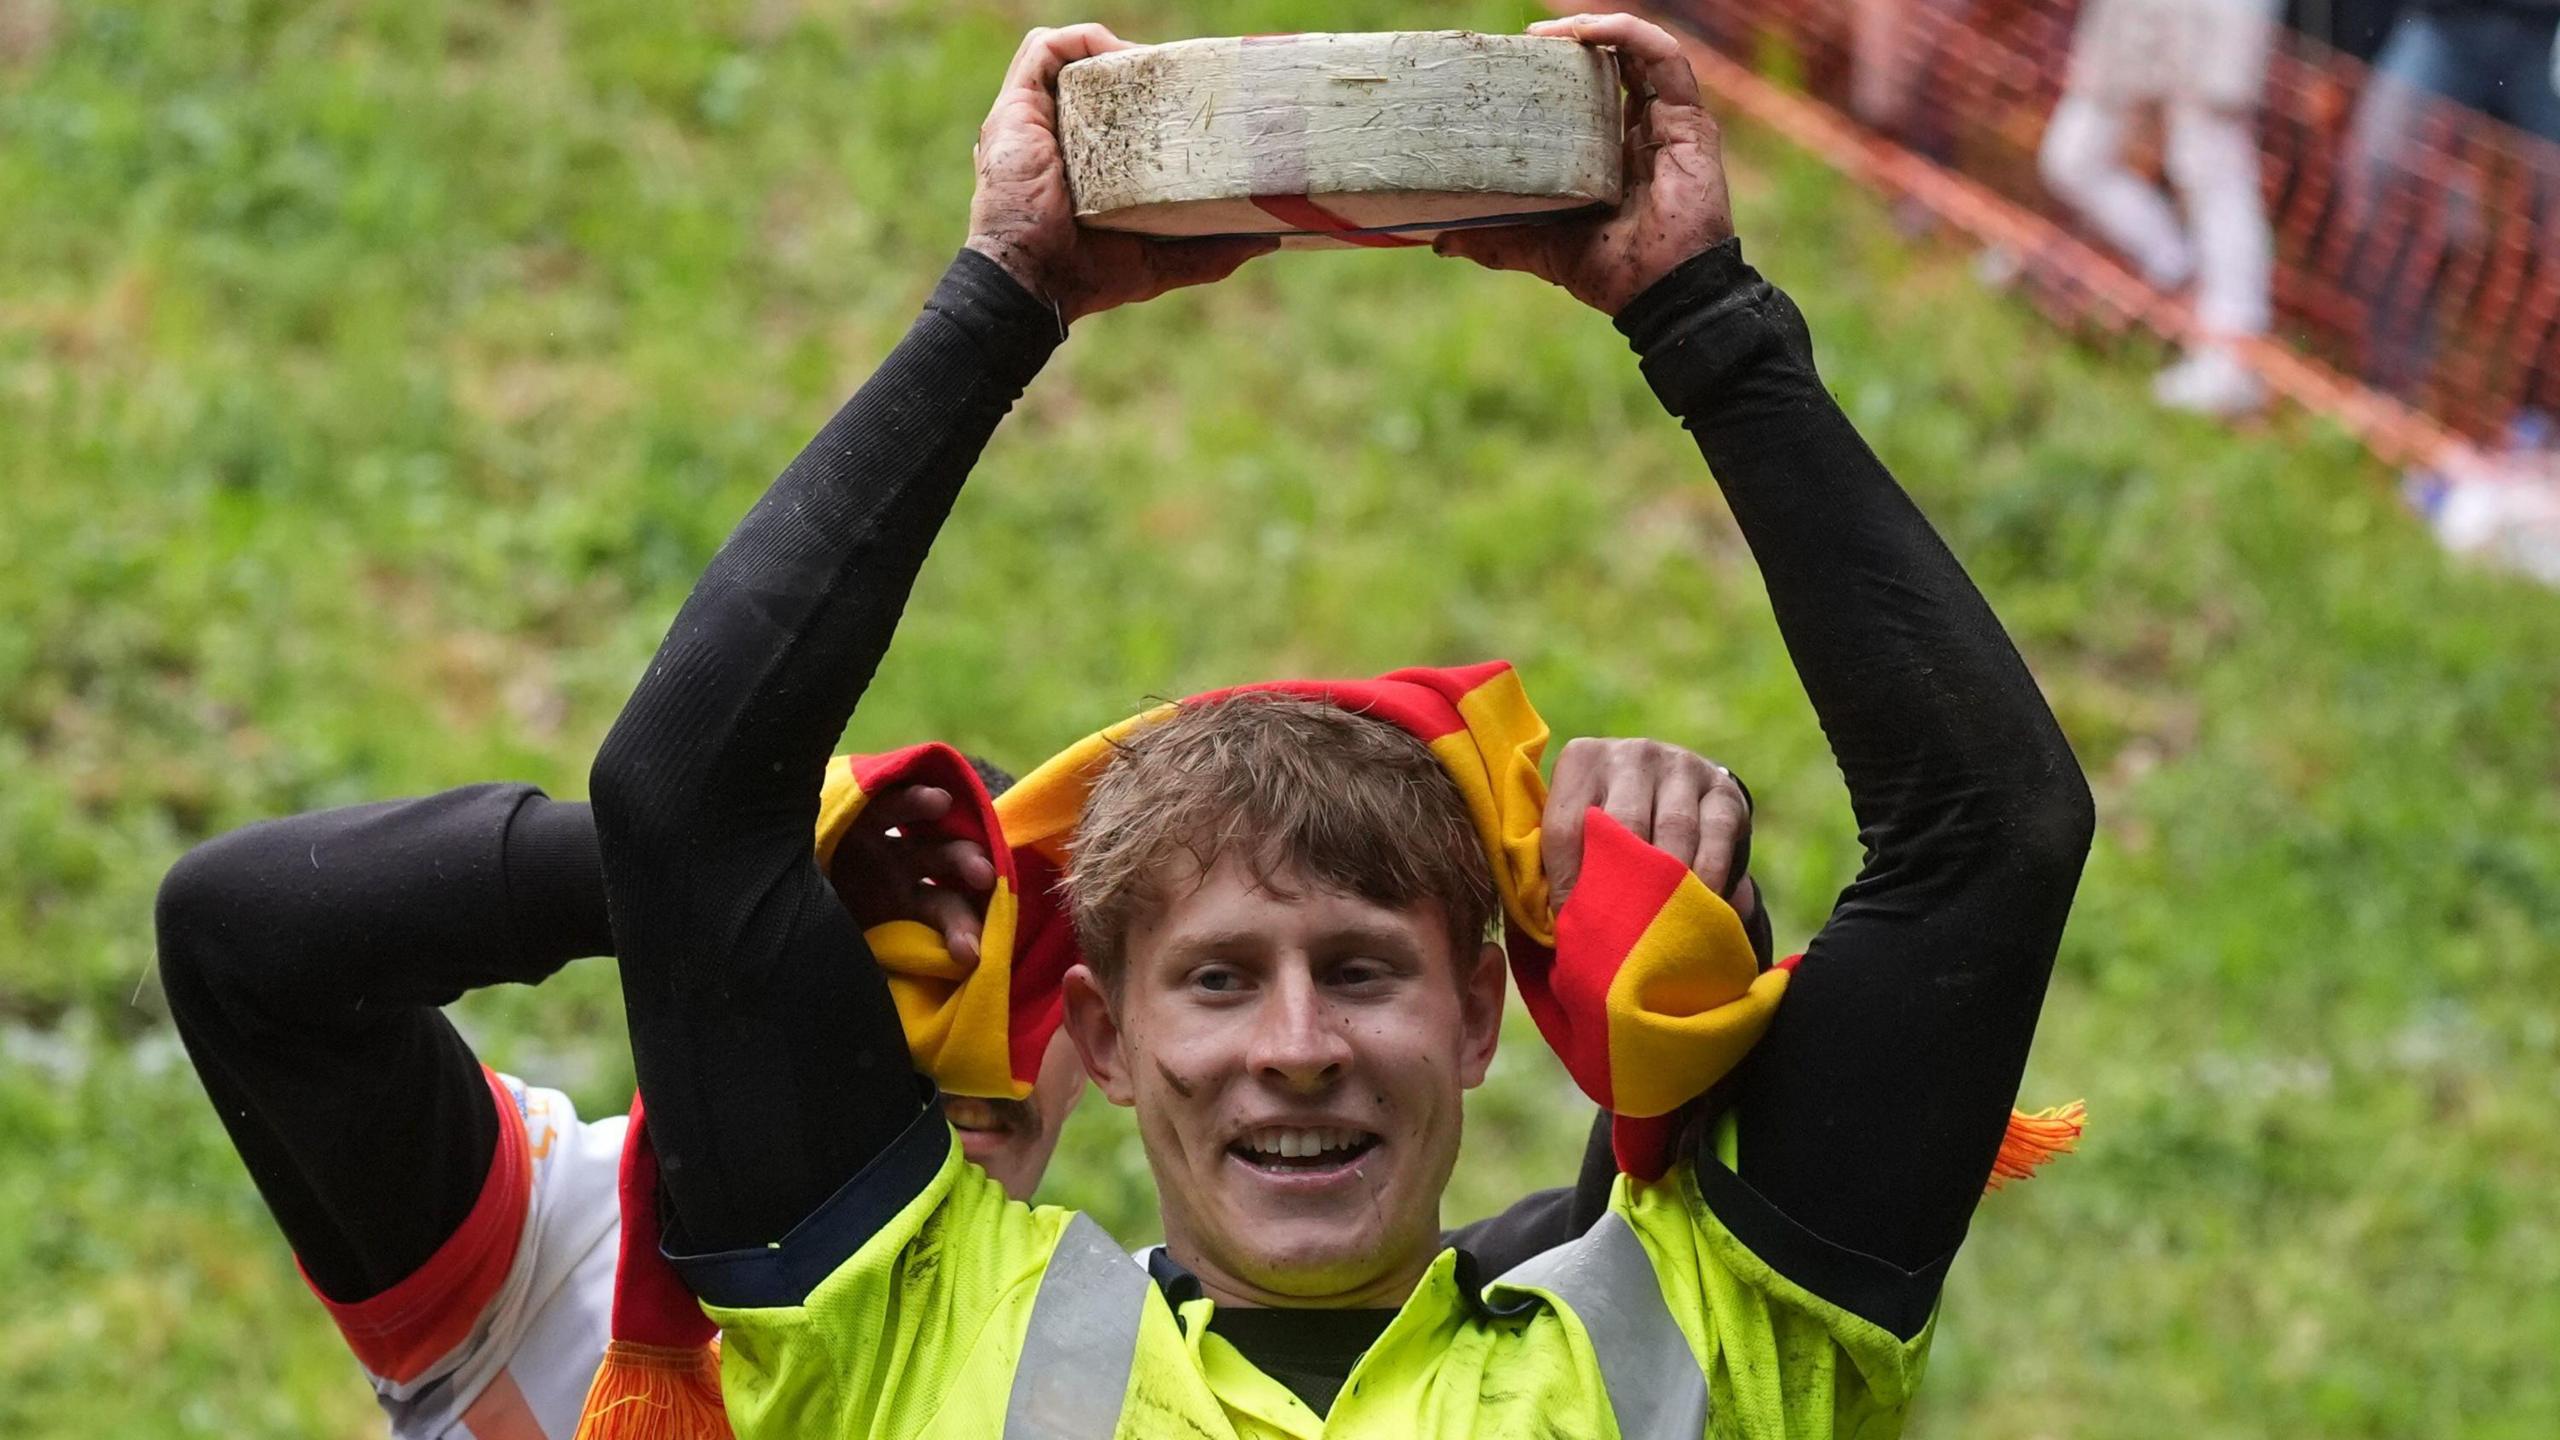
[{"x1": 1246, "y1": 965, "x2": 1353, "y2": 1094}]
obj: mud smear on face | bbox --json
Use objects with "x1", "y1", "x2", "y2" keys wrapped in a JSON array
[{"x1": 1155, "y1": 1058, "x2": 1198, "y2": 1099}]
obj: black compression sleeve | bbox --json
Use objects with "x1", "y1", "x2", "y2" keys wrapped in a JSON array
[
  {"x1": 591, "y1": 249, "x2": 1060, "y2": 1252},
  {"x1": 1617, "y1": 242, "x2": 2094, "y2": 1301},
  {"x1": 157, "y1": 785, "x2": 612, "y2": 1300}
]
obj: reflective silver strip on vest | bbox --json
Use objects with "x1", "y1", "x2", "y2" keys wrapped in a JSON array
[
  {"x1": 1003, "y1": 1213, "x2": 1148, "y2": 1440},
  {"x1": 1493, "y1": 1212, "x2": 1710, "y2": 1439}
]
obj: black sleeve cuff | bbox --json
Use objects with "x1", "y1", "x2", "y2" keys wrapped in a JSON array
[
  {"x1": 500, "y1": 794, "x2": 612, "y2": 966},
  {"x1": 1612, "y1": 238, "x2": 1824, "y2": 424},
  {"x1": 667, "y1": 1080, "x2": 948, "y2": 1309},
  {"x1": 928, "y1": 248, "x2": 1066, "y2": 397},
  {"x1": 1691, "y1": 1154, "x2": 1949, "y2": 1341}
]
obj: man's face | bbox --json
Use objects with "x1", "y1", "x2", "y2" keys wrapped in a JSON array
[
  {"x1": 1063, "y1": 854, "x2": 1505, "y2": 1307},
  {"x1": 944, "y1": 1027, "x2": 1086, "y2": 1201}
]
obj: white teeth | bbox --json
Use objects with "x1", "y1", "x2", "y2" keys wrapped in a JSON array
[{"x1": 1244, "y1": 1127, "x2": 1364, "y2": 1159}]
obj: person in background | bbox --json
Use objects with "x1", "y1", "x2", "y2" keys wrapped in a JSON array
[
  {"x1": 2343, "y1": 0, "x2": 2560, "y2": 398},
  {"x1": 2039, "y1": 0, "x2": 2282, "y2": 416},
  {"x1": 2352, "y1": 0, "x2": 2560, "y2": 147},
  {"x1": 1850, "y1": 0, "x2": 1968, "y2": 164}
]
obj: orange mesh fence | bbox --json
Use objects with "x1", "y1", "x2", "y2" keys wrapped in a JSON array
[{"x1": 1565, "y1": 0, "x2": 2560, "y2": 468}]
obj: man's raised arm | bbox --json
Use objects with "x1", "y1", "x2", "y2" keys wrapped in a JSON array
[
  {"x1": 159, "y1": 787, "x2": 609, "y2": 1302},
  {"x1": 1442, "y1": 12, "x2": 2094, "y2": 1337},
  {"x1": 589, "y1": 24, "x2": 1273, "y2": 1253}
]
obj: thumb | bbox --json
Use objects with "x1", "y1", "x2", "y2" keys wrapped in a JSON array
[
  {"x1": 1431, "y1": 227, "x2": 1500, "y2": 264},
  {"x1": 1143, "y1": 234, "x2": 1281, "y2": 290},
  {"x1": 1433, "y1": 224, "x2": 1547, "y2": 277}
]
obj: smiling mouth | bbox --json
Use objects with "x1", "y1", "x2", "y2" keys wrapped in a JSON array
[
  {"x1": 944, "y1": 1095, "x2": 1035, "y2": 1140},
  {"x1": 1228, "y1": 1125, "x2": 1383, "y2": 1177}
]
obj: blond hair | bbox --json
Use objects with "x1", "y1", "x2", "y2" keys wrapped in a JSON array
[{"x1": 1065, "y1": 692, "x2": 1497, "y2": 984}]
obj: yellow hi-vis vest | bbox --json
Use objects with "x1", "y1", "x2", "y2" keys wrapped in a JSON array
[{"x1": 702, "y1": 1131, "x2": 1932, "y2": 1440}]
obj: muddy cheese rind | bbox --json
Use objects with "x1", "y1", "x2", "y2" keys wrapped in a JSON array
[{"x1": 1058, "y1": 32, "x2": 1623, "y2": 248}]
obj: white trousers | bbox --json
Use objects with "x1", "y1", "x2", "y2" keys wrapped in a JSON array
[{"x1": 2038, "y1": 92, "x2": 2274, "y2": 338}]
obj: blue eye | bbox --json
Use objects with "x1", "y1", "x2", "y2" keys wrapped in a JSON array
[{"x1": 1193, "y1": 968, "x2": 1242, "y2": 994}]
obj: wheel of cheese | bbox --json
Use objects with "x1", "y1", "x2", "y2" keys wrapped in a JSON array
[{"x1": 1058, "y1": 32, "x2": 1623, "y2": 249}]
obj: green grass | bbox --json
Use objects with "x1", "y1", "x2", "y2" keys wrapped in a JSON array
[{"x1": 6, "y1": 1, "x2": 2559, "y2": 1435}]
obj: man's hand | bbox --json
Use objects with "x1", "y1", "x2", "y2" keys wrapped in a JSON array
[
  {"x1": 1543, "y1": 737, "x2": 1757, "y2": 926},
  {"x1": 1432, "y1": 12, "x2": 1736, "y2": 315},
  {"x1": 829, "y1": 783, "x2": 996, "y2": 963},
  {"x1": 969, "y1": 24, "x2": 1278, "y2": 323}
]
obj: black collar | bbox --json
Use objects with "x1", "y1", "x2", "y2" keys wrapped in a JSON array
[{"x1": 1143, "y1": 1244, "x2": 1541, "y2": 1324}]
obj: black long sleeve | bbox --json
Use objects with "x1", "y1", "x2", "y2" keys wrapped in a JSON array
[
  {"x1": 1617, "y1": 242, "x2": 2096, "y2": 1322},
  {"x1": 589, "y1": 249, "x2": 1062, "y2": 1252},
  {"x1": 157, "y1": 786, "x2": 613, "y2": 1300}
]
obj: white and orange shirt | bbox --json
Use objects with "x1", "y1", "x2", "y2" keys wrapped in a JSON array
[{"x1": 309, "y1": 1070, "x2": 624, "y2": 1440}]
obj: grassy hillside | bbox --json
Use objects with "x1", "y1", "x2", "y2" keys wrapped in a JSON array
[{"x1": 5, "y1": 1, "x2": 2558, "y2": 1435}]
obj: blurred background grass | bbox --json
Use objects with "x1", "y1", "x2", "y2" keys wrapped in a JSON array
[{"x1": 5, "y1": 0, "x2": 2559, "y2": 1435}]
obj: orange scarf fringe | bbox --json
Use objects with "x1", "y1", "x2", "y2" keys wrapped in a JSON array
[
  {"x1": 1986, "y1": 1101, "x2": 2088, "y2": 1191},
  {"x1": 571, "y1": 1340, "x2": 728, "y2": 1440}
]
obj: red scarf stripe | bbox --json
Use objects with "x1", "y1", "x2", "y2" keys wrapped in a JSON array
[{"x1": 1212, "y1": 673, "x2": 1479, "y2": 742}]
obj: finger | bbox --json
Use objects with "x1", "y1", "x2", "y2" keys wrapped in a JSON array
[
  {"x1": 1543, "y1": 738, "x2": 1603, "y2": 913},
  {"x1": 1621, "y1": 77, "x2": 1661, "y2": 187},
  {"x1": 861, "y1": 783, "x2": 955, "y2": 833},
  {"x1": 1432, "y1": 226, "x2": 1508, "y2": 266},
  {"x1": 1431, "y1": 227, "x2": 1488, "y2": 264},
  {"x1": 1647, "y1": 761, "x2": 1708, "y2": 875},
  {"x1": 981, "y1": 23, "x2": 1131, "y2": 150},
  {"x1": 1529, "y1": 13, "x2": 1704, "y2": 110},
  {"x1": 1431, "y1": 224, "x2": 1553, "y2": 276},
  {"x1": 986, "y1": 29, "x2": 1051, "y2": 133},
  {"x1": 907, "y1": 835, "x2": 998, "y2": 893},
  {"x1": 830, "y1": 784, "x2": 954, "y2": 918},
  {"x1": 1695, "y1": 778, "x2": 1751, "y2": 898},
  {"x1": 1722, "y1": 766, "x2": 1754, "y2": 885},
  {"x1": 1133, "y1": 234, "x2": 1281, "y2": 294},
  {"x1": 912, "y1": 883, "x2": 985, "y2": 963},
  {"x1": 1597, "y1": 751, "x2": 1657, "y2": 854},
  {"x1": 1000, "y1": 22, "x2": 1131, "y2": 103}
]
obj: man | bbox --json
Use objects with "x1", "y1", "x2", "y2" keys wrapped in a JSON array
[
  {"x1": 158, "y1": 737, "x2": 1763, "y2": 1437},
  {"x1": 587, "y1": 11, "x2": 2091, "y2": 1439}
]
